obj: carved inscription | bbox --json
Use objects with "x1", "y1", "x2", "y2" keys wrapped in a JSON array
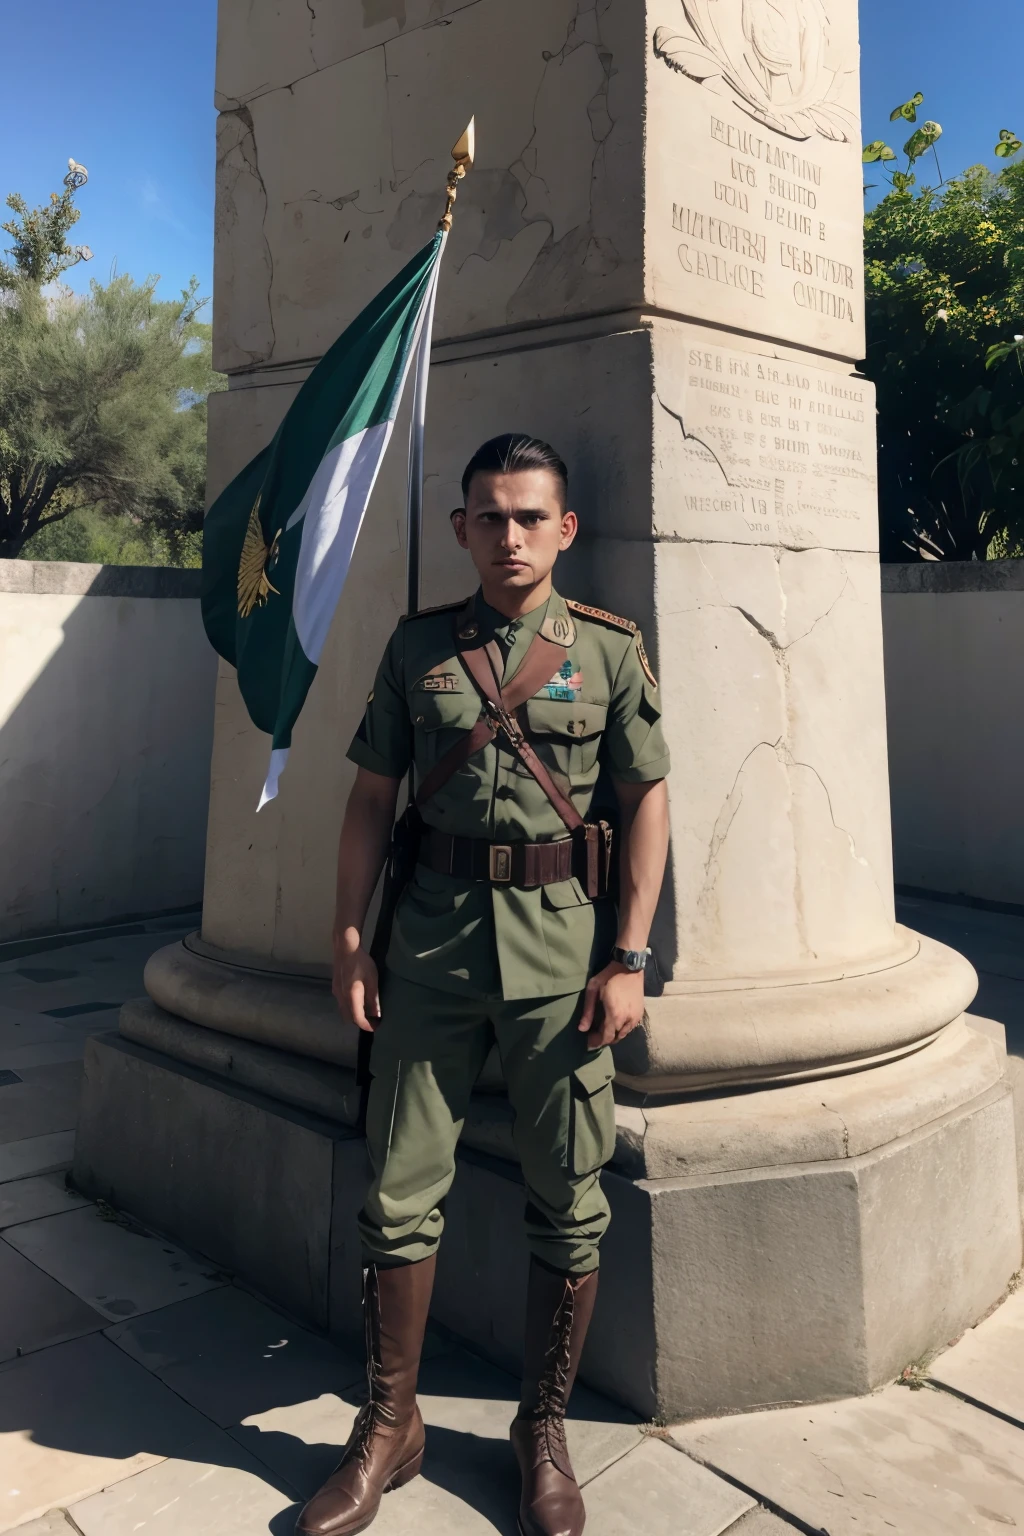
[
  {"x1": 665, "y1": 341, "x2": 876, "y2": 551},
  {"x1": 649, "y1": 6, "x2": 865, "y2": 358},
  {"x1": 670, "y1": 115, "x2": 858, "y2": 330}
]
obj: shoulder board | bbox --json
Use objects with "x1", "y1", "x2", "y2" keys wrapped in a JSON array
[
  {"x1": 565, "y1": 599, "x2": 637, "y2": 634},
  {"x1": 401, "y1": 599, "x2": 469, "y2": 622}
]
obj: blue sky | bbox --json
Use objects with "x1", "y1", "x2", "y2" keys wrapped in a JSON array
[{"x1": 0, "y1": 0, "x2": 1020, "y2": 308}]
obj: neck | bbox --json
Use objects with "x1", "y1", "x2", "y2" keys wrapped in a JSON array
[{"x1": 478, "y1": 573, "x2": 553, "y2": 621}]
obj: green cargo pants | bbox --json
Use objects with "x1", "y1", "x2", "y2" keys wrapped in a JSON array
[{"x1": 358, "y1": 969, "x2": 617, "y2": 1275}]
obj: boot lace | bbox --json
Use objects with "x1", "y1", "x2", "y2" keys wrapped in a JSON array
[
  {"x1": 351, "y1": 1267, "x2": 398, "y2": 1466},
  {"x1": 534, "y1": 1281, "x2": 576, "y2": 1464}
]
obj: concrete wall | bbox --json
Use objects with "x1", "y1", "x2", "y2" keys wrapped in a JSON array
[
  {"x1": 0, "y1": 561, "x2": 217, "y2": 941},
  {"x1": 882, "y1": 561, "x2": 1024, "y2": 907}
]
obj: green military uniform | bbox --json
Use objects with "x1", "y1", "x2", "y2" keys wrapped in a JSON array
[{"x1": 347, "y1": 587, "x2": 670, "y2": 1274}]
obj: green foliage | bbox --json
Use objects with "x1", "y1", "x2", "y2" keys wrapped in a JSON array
[
  {"x1": 863, "y1": 100, "x2": 1024, "y2": 559},
  {"x1": 18, "y1": 504, "x2": 202, "y2": 566},
  {"x1": 0, "y1": 161, "x2": 91, "y2": 290},
  {"x1": 890, "y1": 92, "x2": 925, "y2": 124},
  {"x1": 996, "y1": 129, "x2": 1023, "y2": 160},
  {"x1": 0, "y1": 164, "x2": 224, "y2": 564},
  {"x1": 862, "y1": 92, "x2": 945, "y2": 196},
  {"x1": 903, "y1": 121, "x2": 943, "y2": 164},
  {"x1": 0, "y1": 273, "x2": 223, "y2": 560}
]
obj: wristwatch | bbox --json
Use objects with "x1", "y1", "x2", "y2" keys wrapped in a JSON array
[{"x1": 611, "y1": 945, "x2": 651, "y2": 973}]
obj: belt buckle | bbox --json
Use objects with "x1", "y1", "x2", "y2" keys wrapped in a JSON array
[{"x1": 489, "y1": 844, "x2": 513, "y2": 884}]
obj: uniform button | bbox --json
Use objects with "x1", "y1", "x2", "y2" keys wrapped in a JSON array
[{"x1": 415, "y1": 714, "x2": 425, "y2": 724}]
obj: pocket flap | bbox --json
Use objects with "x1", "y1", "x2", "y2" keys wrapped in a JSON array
[
  {"x1": 525, "y1": 699, "x2": 607, "y2": 741},
  {"x1": 540, "y1": 878, "x2": 590, "y2": 910},
  {"x1": 573, "y1": 1050, "x2": 616, "y2": 1099}
]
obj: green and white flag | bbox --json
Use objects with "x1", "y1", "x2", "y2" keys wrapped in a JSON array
[{"x1": 202, "y1": 231, "x2": 445, "y2": 808}]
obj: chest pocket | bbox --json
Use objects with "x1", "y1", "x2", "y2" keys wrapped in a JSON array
[
  {"x1": 411, "y1": 688, "x2": 484, "y2": 770},
  {"x1": 521, "y1": 698, "x2": 608, "y2": 783}
]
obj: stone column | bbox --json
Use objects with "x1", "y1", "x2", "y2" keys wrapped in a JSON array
[{"x1": 75, "y1": 0, "x2": 1021, "y2": 1419}]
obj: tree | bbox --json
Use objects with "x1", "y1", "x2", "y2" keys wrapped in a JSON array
[
  {"x1": 0, "y1": 164, "x2": 223, "y2": 563},
  {"x1": 0, "y1": 159, "x2": 92, "y2": 289},
  {"x1": 862, "y1": 101, "x2": 1024, "y2": 559}
]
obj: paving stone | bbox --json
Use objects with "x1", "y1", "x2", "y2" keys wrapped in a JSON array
[
  {"x1": 1, "y1": 1039, "x2": 85, "y2": 1071},
  {"x1": 4, "y1": 1205, "x2": 228, "y2": 1322},
  {"x1": 4, "y1": 1513, "x2": 75, "y2": 1534},
  {"x1": 0, "y1": 1240, "x2": 105, "y2": 1362},
  {"x1": 0, "y1": 1012, "x2": 75, "y2": 1049},
  {"x1": 67, "y1": 1435, "x2": 298, "y2": 1534},
  {"x1": 412, "y1": 1348, "x2": 643, "y2": 1488},
  {"x1": 929, "y1": 1288, "x2": 1024, "y2": 1423},
  {"x1": 229, "y1": 1390, "x2": 351, "y2": 1505},
  {"x1": 106, "y1": 1285, "x2": 364, "y2": 1427},
  {"x1": 0, "y1": 1172, "x2": 90, "y2": 1229},
  {"x1": 671, "y1": 1383, "x2": 1024, "y2": 1534},
  {"x1": 0, "y1": 1062, "x2": 82, "y2": 1146},
  {"x1": 582, "y1": 1437, "x2": 753, "y2": 1535},
  {"x1": 232, "y1": 1344, "x2": 641, "y2": 1517},
  {"x1": 723, "y1": 1510, "x2": 802, "y2": 1535},
  {"x1": 0, "y1": 1132, "x2": 75, "y2": 1185},
  {"x1": 14, "y1": 968, "x2": 81, "y2": 984},
  {"x1": 0, "y1": 1333, "x2": 228, "y2": 1532}
]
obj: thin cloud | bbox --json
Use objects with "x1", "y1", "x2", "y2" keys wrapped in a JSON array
[{"x1": 139, "y1": 176, "x2": 190, "y2": 237}]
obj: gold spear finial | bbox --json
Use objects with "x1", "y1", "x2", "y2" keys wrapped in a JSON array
[{"x1": 439, "y1": 117, "x2": 475, "y2": 232}]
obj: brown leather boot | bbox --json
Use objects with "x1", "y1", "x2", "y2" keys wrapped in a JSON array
[
  {"x1": 510, "y1": 1260, "x2": 599, "y2": 1536},
  {"x1": 294, "y1": 1255, "x2": 436, "y2": 1536}
]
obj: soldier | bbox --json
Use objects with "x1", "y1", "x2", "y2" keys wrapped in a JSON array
[{"x1": 296, "y1": 433, "x2": 670, "y2": 1536}]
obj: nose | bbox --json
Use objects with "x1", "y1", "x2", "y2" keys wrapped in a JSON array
[{"x1": 500, "y1": 518, "x2": 523, "y2": 550}]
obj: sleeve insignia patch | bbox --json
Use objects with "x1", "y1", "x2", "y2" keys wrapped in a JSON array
[
  {"x1": 565, "y1": 599, "x2": 637, "y2": 634},
  {"x1": 636, "y1": 632, "x2": 658, "y2": 688}
]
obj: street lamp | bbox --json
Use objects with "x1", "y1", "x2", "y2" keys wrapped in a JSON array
[{"x1": 62, "y1": 160, "x2": 92, "y2": 267}]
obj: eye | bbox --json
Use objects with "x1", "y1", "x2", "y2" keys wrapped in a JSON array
[{"x1": 520, "y1": 513, "x2": 543, "y2": 526}]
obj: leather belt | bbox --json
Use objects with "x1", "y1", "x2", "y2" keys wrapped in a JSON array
[{"x1": 421, "y1": 829, "x2": 577, "y2": 888}]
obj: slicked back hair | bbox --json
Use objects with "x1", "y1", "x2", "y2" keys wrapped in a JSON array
[{"x1": 461, "y1": 433, "x2": 569, "y2": 506}]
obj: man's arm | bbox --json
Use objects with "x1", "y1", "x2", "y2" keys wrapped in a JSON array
[
  {"x1": 578, "y1": 777, "x2": 669, "y2": 1048},
  {"x1": 333, "y1": 767, "x2": 402, "y2": 1032}
]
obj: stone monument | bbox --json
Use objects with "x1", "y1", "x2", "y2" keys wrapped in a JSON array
[{"x1": 76, "y1": 0, "x2": 1021, "y2": 1419}]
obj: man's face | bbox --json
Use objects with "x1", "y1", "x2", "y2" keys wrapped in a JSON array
[{"x1": 452, "y1": 469, "x2": 577, "y2": 594}]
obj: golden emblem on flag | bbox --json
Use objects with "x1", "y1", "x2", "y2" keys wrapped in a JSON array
[{"x1": 237, "y1": 494, "x2": 281, "y2": 618}]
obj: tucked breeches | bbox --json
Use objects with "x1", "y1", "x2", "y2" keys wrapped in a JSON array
[{"x1": 358, "y1": 970, "x2": 617, "y2": 1275}]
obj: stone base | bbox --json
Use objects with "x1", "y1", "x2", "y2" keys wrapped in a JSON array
[{"x1": 74, "y1": 1015, "x2": 1022, "y2": 1420}]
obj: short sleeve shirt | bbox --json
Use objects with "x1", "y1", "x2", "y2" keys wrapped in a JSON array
[{"x1": 348, "y1": 588, "x2": 670, "y2": 1000}]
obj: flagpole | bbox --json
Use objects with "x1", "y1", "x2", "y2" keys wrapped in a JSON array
[{"x1": 405, "y1": 119, "x2": 475, "y2": 618}]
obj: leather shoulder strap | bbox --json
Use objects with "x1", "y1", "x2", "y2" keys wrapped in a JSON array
[
  {"x1": 414, "y1": 619, "x2": 586, "y2": 834},
  {"x1": 458, "y1": 634, "x2": 584, "y2": 833}
]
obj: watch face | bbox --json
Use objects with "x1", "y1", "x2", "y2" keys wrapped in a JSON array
[{"x1": 615, "y1": 947, "x2": 648, "y2": 972}]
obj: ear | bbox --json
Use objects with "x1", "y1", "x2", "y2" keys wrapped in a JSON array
[
  {"x1": 450, "y1": 508, "x2": 469, "y2": 549},
  {"x1": 558, "y1": 510, "x2": 578, "y2": 552}
]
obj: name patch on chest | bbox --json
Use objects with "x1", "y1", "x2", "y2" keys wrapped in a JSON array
[
  {"x1": 417, "y1": 667, "x2": 462, "y2": 693},
  {"x1": 544, "y1": 661, "x2": 583, "y2": 702}
]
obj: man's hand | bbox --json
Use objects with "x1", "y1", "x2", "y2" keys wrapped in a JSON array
[
  {"x1": 578, "y1": 962, "x2": 645, "y2": 1049},
  {"x1": 333, "y1": 939, "x2": 381, "y2": 1032}
]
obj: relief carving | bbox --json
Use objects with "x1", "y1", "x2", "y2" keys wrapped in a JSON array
[{"x1": 654, "y1": 0, "x2": 857, "y2": 144}]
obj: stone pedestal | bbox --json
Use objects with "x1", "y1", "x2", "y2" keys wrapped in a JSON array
[{"x1": 75, "y1": 0, "x2": 1021, "y2": 1418}]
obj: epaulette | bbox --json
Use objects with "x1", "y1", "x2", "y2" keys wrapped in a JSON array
[
  {"x1": 565, "y1": 599, "x2": 637, "y2": 634},
  {"x1": 401, "y1": 598, "x2": 469, "y2": 621}
]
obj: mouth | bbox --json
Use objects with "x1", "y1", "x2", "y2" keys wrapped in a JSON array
[{"x1": 495, "y1": 558, "x2": 528, "y2": 571}]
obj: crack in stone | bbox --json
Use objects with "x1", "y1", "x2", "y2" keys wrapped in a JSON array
[
  {"x1": 698, "y1": 737, "x2": 784, "y2": 902},
  {"x1": 223, "y1": 0, "x2": 486, "y2": 108},
  {"x1": 218, "y1": 104, "x2": 277, "y2": 366},
  {"x1": 822, "y1": 1101, "x2": 852, "y2": 1158}
]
